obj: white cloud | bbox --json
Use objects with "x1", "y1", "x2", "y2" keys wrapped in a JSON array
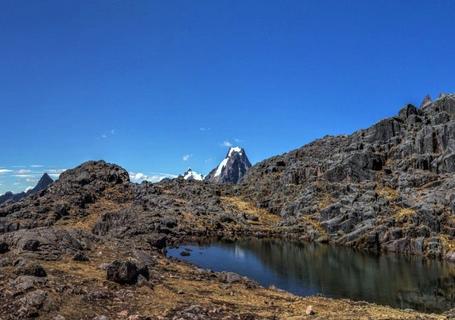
[
  {"x1": 48, "y1": 168, "x2": 66, "y2": 174},
  {"x1": 0, "y1": 169, "x2": 13, "y2": 174},
  {"x1": 24, "y1": 186, "x2": 33, "y2": 192},
  {"x1": 199, "y1": 127, "x2": 211, "y2": 131},
  {"x1": 222, "y1": 141, "x2": 233, "y2": 147},
  {"x1": 17, "y1": 169, "x2": 31, "y2": 174},
  {"x1": 30, "y1": 164, "x2": 44, "y2": 168},
  {"x1": 47, "y1": 169, "x2": 66, "y2": 179},
  {"x1": 182, "y1": 154, "x2": 192, "y2": 161},
  {"x1": 14, "y1": 174, "x2": 33, "y2": 178},
  {"x1": 129, "y1": 172, "x2": 177, "y2": 184},
  {"x1": 100, "y1": 129, "x2": 115, "y2": 139}
]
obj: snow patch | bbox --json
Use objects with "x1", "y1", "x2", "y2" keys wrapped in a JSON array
[
  {"x1": 228, "y1": 146, "x2": 242, "y2": 157},
  {"x1": 214, "y1": 157, "x2": 229, "y2": 177},
  {"x1": 183, "y1": 169, "x2": 204, "y2": 181}
]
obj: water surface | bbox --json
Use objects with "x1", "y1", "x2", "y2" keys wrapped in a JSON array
[{"x1": 167, "y1": 239, "x2": 455, "y2": 313}]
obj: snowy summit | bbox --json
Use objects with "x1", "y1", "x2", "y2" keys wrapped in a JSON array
[
  {"x1": 205, "y1": 146, "x2": 252, "y2": 184},
  {"x1": 182, "y1": 168, "x2": 204, "y2": 181}
]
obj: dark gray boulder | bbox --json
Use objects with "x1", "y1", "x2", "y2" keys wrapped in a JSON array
[{"x1": 106, "y1": 260, "x2": 149, "y2": 285}]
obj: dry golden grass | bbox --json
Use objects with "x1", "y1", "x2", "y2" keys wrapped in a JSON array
[
  {"x1": 147, "y1": 260, "x2": 444, "y2": 320},
  {"x1": 221, "y1": 196, "x2": 280, "y2": 227},
  {"x1": 318, "y1": 193, "x2": 334, "y2": 210},
  {"x1": 42, "y1": 258, "x2": 105, "y2": 281},
  {"x1": 299, "y1": 215, "x2": 327, "y2": 235},
  {"x1": 58, "y1": 197, "x2": 128, "y2": 231},
  {"x1": 376, "y1": 185, "x2": 399, "y2": 201},
  {"x1": 440, "y1": 235, "x2": 455, "y2": 252},
  {"x1": 394, "y1": 207, "x2": 416, "y2": 223}
]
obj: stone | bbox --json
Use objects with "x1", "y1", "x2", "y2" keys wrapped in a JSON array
[
  {"x1": 445, "y1": 251, "x2": 455, "y2": 262},
  {"x1": 218, "y1": 272, "x2": 242, "y2": 284},
  {"x1": 147, "y1": 234, "x2": 167, "y2": 250},
  {"x1": 106, "y1": 260, "x2": 146, "y2": 285},
  {"x1": 73, "y1": 252, "x2": 90, "y2": 262},
  {"x1": 16, "y1": 261, "x2": 47, "y2": 277},
  {"x1": 12, "y1": 275, "x2": 46, "y2": 292},
  {"x1": 0, "y1": 241, "x2": 9, "y2": 253},
  {"x1": 19, "y1": 289, "x2": 49, "y2": 310},
  {"x1": 22, "y1": 239, "x2": 40, "y2": 251},
  {"x1": 180, "y1": 251, "x2": 190, "y2": 256},
  {"x1": 305, "y1": 305, "x2": 315, "y2": 315},
  {"x1": 136, "y1": 274, "x2": 149, "y2": 287}
]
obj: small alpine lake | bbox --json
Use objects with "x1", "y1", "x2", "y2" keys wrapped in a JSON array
[{"x1": 167, "y1": 239, "x2": 455, "y2": 313}]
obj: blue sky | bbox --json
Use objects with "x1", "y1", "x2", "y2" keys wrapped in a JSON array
[{"x1": 1, "y1": 0, "x2": 454, "y2": 193}]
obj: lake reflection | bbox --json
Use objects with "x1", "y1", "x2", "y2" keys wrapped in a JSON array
[{"x1": 167, "y1": 239, "x2": 455, "y2": 313}]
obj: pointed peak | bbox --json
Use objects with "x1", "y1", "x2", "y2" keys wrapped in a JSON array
[
  {"x1": 32, "y1": 173, "x2": 54, "y2": 193},
  {"x1": 40, "y1": 173, "x2": 53, "y2": 181},
  {"x1": 420, "y1": 94, "x2": 432, "y2": 108},
  {"x1": 206, "y1": 146, "x2": 252, "y2": 184}
]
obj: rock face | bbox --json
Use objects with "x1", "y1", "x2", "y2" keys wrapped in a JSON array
[
  {"x1": 180, "y1": 168, "x2": 204, "y2": 181},
  {"x1": 241, "y1": 93, "x2": 455, "y2": 259},
  {"x1": 0, "y1": 173, "x2": 53, "y2": 206},
  {"x1": 205, "y1": 147, "x2": 252, "y2": 184},
  {"x1": 31, "y1": 173, "x2": 53, "y2": 193}
]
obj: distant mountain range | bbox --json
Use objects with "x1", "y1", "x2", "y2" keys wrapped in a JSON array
[
  {"x1": 0, "y1": 173, "x2": 53, "y2": 206},
  {"x1": 176, "y1": 146, "x2": 252, "y2": 184}
]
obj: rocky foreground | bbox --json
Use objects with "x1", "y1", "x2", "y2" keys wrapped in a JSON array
[
  {"x1": 0, "y1": 161, "x2": 451, "y2": 319},
  {"x1": 242, "y1": 94, "x2": 455, "y2": 261},
  {"x1": 1, "y1": 95, "x2": 455, "y2": 319}
]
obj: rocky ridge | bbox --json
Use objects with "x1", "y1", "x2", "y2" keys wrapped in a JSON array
[{"x1": 241, "y1": 94, "x2": 455, "y2": 261}]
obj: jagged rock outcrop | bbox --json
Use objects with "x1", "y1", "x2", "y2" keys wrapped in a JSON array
[
  {"x1": 205, "y1": 147, "x2": 252, "y2": 184},
  {"x1": 241, "y1": 93, "x2": 455, "y2": 260},
  {"x1": 0, "y1": 161, "x2": 131, "y2": 234},
  {"x1": 0, "y1": 173, "x2": 54, "y2": 206}
]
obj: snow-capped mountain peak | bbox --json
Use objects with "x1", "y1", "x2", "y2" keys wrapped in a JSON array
[
  {"x1": 205, "y1": 146, "x2": 251, "y2": 184},
  {"x1": 182, "y1": 168, "x2": 204, "y2": 181}
]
